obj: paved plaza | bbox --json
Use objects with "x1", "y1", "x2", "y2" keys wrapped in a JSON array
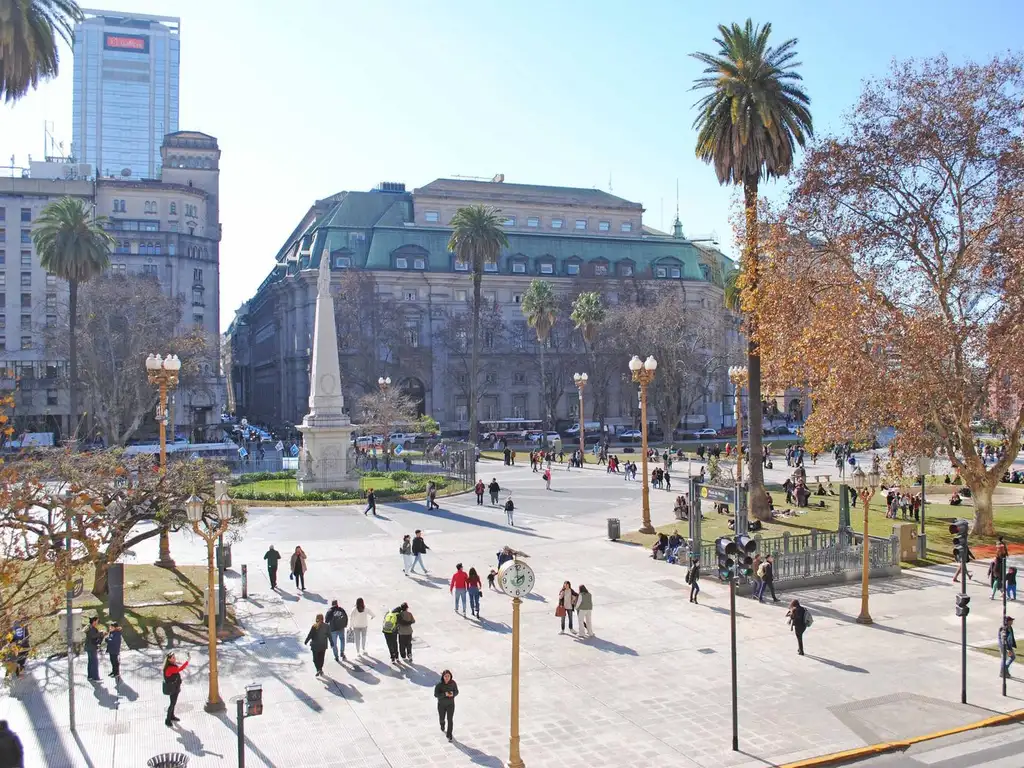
[{"x1": 3, "y1": 455, "x2": 1023, "y2": 768}]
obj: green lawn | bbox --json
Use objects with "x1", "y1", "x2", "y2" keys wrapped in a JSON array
[
  {"x1": 623, "y1": 482, "x2": 1024, "y2": 566},
  {"x1": 238, "y1": 476, "x2": 395, "y2": 495}
]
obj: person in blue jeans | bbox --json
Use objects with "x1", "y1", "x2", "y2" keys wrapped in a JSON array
[
  {"x1": 325, "y1": 600, "x2": 348, "y2": 662},
  {"x1": 757, "y1": 556, "x2": 778, "y2": 603},
  {"x1": 467, "y1": 568, "x2": 482, "y2": 618},
  {"x1": 999, "y1": 616, "x2": 1016, "y2": 678},
  {"x1": 85, "y1": 616, "x2": 104, "y2": 681},
  {"x1": 450, "y1": 564, "x2": 469, "y2": 616}
]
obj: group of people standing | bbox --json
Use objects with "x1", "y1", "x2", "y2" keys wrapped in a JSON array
[
  {"x1": 476, "y1": 479, "x2": 516, "y2": 525},
  {"x1": 263, "y1": 544, "x2": 308, "y2": 591},
  {"x1": 555, "y1": 581, "x2": 594, "y2": 638}
]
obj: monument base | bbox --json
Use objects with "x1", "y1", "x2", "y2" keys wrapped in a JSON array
[{"x1": 296, "y1": 422, "x2": 359, "y2": 493}]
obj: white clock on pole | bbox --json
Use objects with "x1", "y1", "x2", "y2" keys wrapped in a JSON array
[{"x1": 498, "y1": 560, "x2": 536, "y2": 598}]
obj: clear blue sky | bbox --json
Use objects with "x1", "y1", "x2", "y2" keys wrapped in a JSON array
[{"x1": 3, "y1": 0, "x2": 1022, "y2": 331}]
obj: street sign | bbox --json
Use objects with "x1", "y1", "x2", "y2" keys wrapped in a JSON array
[
  {"x1": 275, "y1": 440, "x2": 284, "y2": 452},
  {"x1": 290, "y1": 444, "x2": 299, "y2": 457},
  {"x1": 699, "y1": 484, "x2": 734, "y2": 504},
  {"x1": 238, "y1": 447, "x2": 248, "y2": 458},
  {"x1": 72, "y1": 578, "x2": 84, "y2": 598},
  {"x1": 394, "y1": 444, "x2": 404, "y2": 456}
]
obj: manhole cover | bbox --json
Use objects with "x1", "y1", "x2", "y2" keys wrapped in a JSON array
[{"x1": 697, "y1": 648, "x2": 716, "y2": 655}]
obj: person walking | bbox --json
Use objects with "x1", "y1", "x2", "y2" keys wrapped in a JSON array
[
  {"x1": 504, "y1": 494, "x2": 515, "y2": 527},
  {"x1": 105, "y1": 622, "x2": 123, "y2": 679},
  {"x1": 557, "y1": 581, "x2": 578, "y2": 635},
  {"x1": 397, "y1": 602, "x2": 416, "y2": 663},
  {"x1": 382, "y1": 606, "x2": 402, "y2": 664},
  {"x1": 290, "y1": 546, "x2": 308, "y2": 591},
  {"x1": 467, "y1": 568, "x2": 482, "y2": 618},
  {"x1": 412, "y1": 530, "x2": 430, "y2": 574},
  {"x1": 757, "y1": 555, "x2": 779, "y2": 603},
  {"x1": 953, "y1": 541, "x2": 976, "y2": 583},
  {"x1": 400, "y1": 535, "x2": 414, "y2": 574},
  {"x1": 8, "y1": 620, "x2": 28, "y2": 678},
  {"x1": 687, "y1": 558, "x2": 701, "y2": 604},
  {"x1": 304, "y1": 613, "x2": 330, "y2": 676},
  {"x1": 363, "y1": 487, "x2": 378, "y2": 516},
  {"x1": 85, "y1": 616, "x2": 104, "y2": 682},
  {"x1": 475, "y1": 479, "x2": 485, "y2": 505},
  {"x1": 350, "y1": 598, "x2": 375, "y2": 656},
  {"x1": 427, "y1": 482, "x2": 440, "y2": 510},
  {"x1": 543, "y1": 467, "x2": 552, "y2": 491},
  {"x1": 577, "y1": 585, "x2": 594, "y2": 638},
  {"x1": 787, "y1": 599, "x2": 809, "y2": 655},
  {"x1": 999, "y1": 616, "x2": 1016, "y2": 679},
  {"x1": 990, "y1": 557, "x2": 1005, "y2": 600},
  {"x1": 1007, "y1": 567, "x2": 1018, "y2": 601},
  {"x1": 162, "y1": 651, "x2": 189, "y2": 727},
  {"x1": 450, "y1": 564, "x2": 469, "y2": 616},
  {"x1": 325, "y1": 600, "x2": 349, "y2": 663},
  {"x1": 488, "y1": 478, "x2": 501, "y2": 505},
  {"x1": 263, "y1": 545, "x2": 281, "y2": 589},
  {"x1": 434, "y1": 669, "x2": 459, "y2": 742},
  {"x1": 0, "y1": 720, "x2": 24, "y2": 768}
]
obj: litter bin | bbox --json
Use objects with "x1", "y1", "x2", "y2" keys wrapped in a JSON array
[
  {"x1": 147, "y1": 754, "x2": 189, "y2": 768},
  {"x1": 607, "y1": 518, "x2": 621, "y2": 541}
]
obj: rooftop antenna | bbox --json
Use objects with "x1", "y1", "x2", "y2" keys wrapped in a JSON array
[
  {"x1": 608, "y1": 171, "x2": 613, "y2": 193},
  {"x1": 675, "y1": 178, "x2": 680, "y2": 221}
]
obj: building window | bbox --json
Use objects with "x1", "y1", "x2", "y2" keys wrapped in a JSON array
[
  {"x1": 0, "y1": 250, "x2": 4, "y2": 265},
  {"x1": 551, "y1": 218, "x2": 563, "y2": 229},
  {"x1": 0, "y1": 314, "x2": 4, "y2": 329},
  {"x1": 566, "y1": 262, "x2": 580, "y2": 276},
  {"x1": 670, "y1": 267, "x2": 681, "y2": 278},
  {"x1": 20, "y1": 313, "x2": 30, "y2": 329},
  {"x1": 455, "y1": 289, "x2": 467, "y2": 302},
  {"x1": 20, "y1": 273, "x2": 30, "y2": 287},
  {"x1": 453, "y1": 255, "x2": 469, "y2": 272},
  {"x1": 599, "y1": 221, "x2": 610, "y2": 232},
  {"x1": 527, "y1": 217, "x2": 539, "y2": 228},
  {"x1": 111, "y1": 263, "x2": 126, "y2": 275},
  {"x1": 47, "y1": 389, "x2": 58, "y2": 406},
  {"x1": 0, "y1": 293, "x2": 4, "y2": 308},
  {"x1": 621, "y1": 222, "x2": 633, "y2": 232},
  {"x1": 512, "y1": 293, "x2": 523, "y2": 304},
  {"x1": 485, "y1": 372, "x2": 497, "y2": 385},
  {"x1": 46, "y1": 314, "x2": 55, "y2": 327},
  {"x1": 513, "y1": 371, "x2": 526, "y2": 385},
  {"x1": 20, "y1": 230, "x2": 31, "y2": 244},
  {"x1": 192, "y1": 289, "x2": 204, "y2": 306},
  {"x1": 575, "y1": 219, "x2": 587, "y2": 230},
  {"x1": 334, "y1": 255, "x2": 351, "y2": 268},
  {"x1": 0, "y1": 275, "x2": 4, "y2": 287},
  {"x1": 656, "y1": 266, "x2": 667, "y2": 278},
  {"x1": 20, "y1": 208, "x2": 31, "y2": 223},
  {"x1": 424, "y1": 211, "x2": 440, "y2": 223},
  {"x1": 395, "y1": 257, "x2": 408, "y2": 269},
  {"x1": 0, "y1": 336, "x2": 5, "y2": 351},
  {"x1": 46, "y1": 274, "x2": 55, "y2": 286},
  {"x1": 193, "y1": 268, "x2": 203, "y2": 282},
  {"x1": 512, "y1": 261, "x2": 526, "y2": 274},
  {"x1": 45, "y1": 293, "x2": 55, "y2": 309},
  {"x1": 413, "y1": 257, "x2": 426, "y2": 270},
  {"x1": 405, "y1": 290, "x2": 417, "y2": 301},
  {"x1": 20, "y1": 335, "x2": 31, "y2": 350},
  {"x1": 618, "y1": 263, "x2": 634, "y2": 277},
  {"x1": 143, "y1": 264, "x2": 158, "y2": 276},
  {"x1": 169, "y1": 202, "x2": 177, "y2": 215},
  {"x1": 502, "y1": 216, "x2": 516, "y2": 227},
  {"x1": 539, "y1": 262, "x2": 554, "y2": 275},
  {"x1": 594, "y1": 263, "x2": 608, "y2": 276},
  {"x1": 20, "y1": 251, "x2": 31, "y2": 266},
  {"x1": 483, "y1": 261, "x2": 498, "y2": 273},
  {"x1": 0, "y1": 209, "x2": 5, "y2": 222},
  {"x1": 483, "y1": 291, "x2": 496, "y2": 303}
]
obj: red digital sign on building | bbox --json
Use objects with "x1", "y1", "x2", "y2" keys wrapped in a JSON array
[{"x1": 104, "y1": 34, "x2": 149, "y2": 53}]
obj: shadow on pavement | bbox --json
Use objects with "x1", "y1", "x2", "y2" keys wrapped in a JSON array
[
  {"x1": 474, "y1": 617, "x2": 511, "y2": 634},
  {"x1": 115, "y1": 676, "x2": 139, "y2": 701},
  {"x1": 346, "y1": 663, "x2": 381, "y2": 685},
  {"x1": 403, "y1": 662, "x2": 441, "y2": 687},
  {"x1": 454, "y1": 741, "x2": 505, "y2": 767},
  {"x1": 706, "y1": 605, "x2": 750, "y2": 620},
  {"x1": 90, "y1": 679, "x2": 119, "y2": 709},
  {"x1": 322, "y1": 675, "x2": 364, "y2": 702},
  {"x1": 301, "y1": 591, "x2": 329, "y2": 604},
  {"x1": 214, "y1": 711, "x2": 276, "y2": 767},
  {"x1": 385, "y1": 502, "x2": 552, "y2": 539},
  {"x1": 175, "y1": 726, "x2": 224, "y2": 758},
  {"x1": 71, "y1": 731, "x2": 97, "y2": 768},
  {"x1": 806, "y1": 655, "x2": 869, "y2": 674},
  {"x1": 18, "y1": 674, "x2": 77, "y2": 768},
  {"x1": 575, "y1": 636, "x2": 638, "y2": 656}
]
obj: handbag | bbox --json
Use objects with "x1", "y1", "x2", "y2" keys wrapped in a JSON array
[
  {"x1": 555, "y1": 604, "x2": 566, "y2": 618},
  {"x1": 346, "y1": 628, "x2": 355, "y2": 644}
]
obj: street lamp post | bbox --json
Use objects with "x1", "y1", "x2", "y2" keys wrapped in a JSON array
[
  {"x1": 629, "y1": 355, "x2": 658, "y2": 534},
  {"x1": 851, "y1": 467, "x2": 880, "y2": 625},
  {"x1": 378, "y1": 376, "x2": 392, "y2": 466},
  {"x1": 146, "y1": 353, "x2": 181, "y2": 568},
  {"x1": 917, "y1": 455, "x2": 930, "y2": 559},
  {"x1": 186, "y1": 490, "x2": 234, "y2": 713},
  {"x1": 728, "y1": 366, "x2": 748, "y2": 517},
  {"x1": 573, "y1": 372, "x2": 588, "y2": 461}
]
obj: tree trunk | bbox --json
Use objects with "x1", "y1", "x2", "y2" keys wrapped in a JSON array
[
  {"x1": 68, "y1": 280, "x2": 79, "y2": 441},
  {"x1": 743, "y1": 177, "x2": 769, "y2": 522},
  {"x1": 539, "y1": 337, "x2": 547, "y2": 436},
  {"x1": 91, "y1": 557, "x2": 110, "y2": 597},
  {"x1": 970, "y1": 480, "x2": 996, "y2": 536},
  {"x1": 469, "y1": 269, "x2": 482, "y2": 446}
]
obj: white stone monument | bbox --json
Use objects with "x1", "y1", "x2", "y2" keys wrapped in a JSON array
[{"x1": 296, "y1": 256, "x2": 357, "y2": 492}]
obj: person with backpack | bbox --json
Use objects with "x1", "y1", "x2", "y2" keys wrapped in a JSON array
[
  {"x1": 105, "y1": 622, "x2": 123, "y2": 679},
  {"x1": 397, "y1": 603, "x2": 416, "y2": 663},
  {"x1": 325, "y1": 600, "x2": 349, "y2": 663},
  {"x1": 411, "y1": 530, "x2": 430, "y2": 574},
  {"x1": 787, "y1": 599, "x2": 810, "y2": 656},
  {"x1": 290, "y1": 546, "x2": 308, "y2": 591},
  {"x1": 757, "y1": 555, "x2": 778, "y2": 603},
  {"x1": 263, "y1": 545, "x2": 281, "y2": 589},
  {"x1": 363, "y1": 487, "x2": 378, "y2": 516},
  {"x1": 163, "y1": 651, "x2": 190, "y2": 727},
  {"x1": 350, "y1": 598, "x2": 375, "y2": 657},
  {"x1": 304, "y1": 613, "x2": 330, "y2": 676},
  {"x1": 450, "y1": 564, "x2": 469, "y2": 616},
  {"x1": 686, "y1": 558, "x2": 701, "y2": 604},
  {"x1": 488, "y1": 478, "x2": 501, "y2": 505},
  {"x1": 504, "y1": 495, "x2": 515, "y2": 527},
  {"x1": 474, "y1": 479, "x2": 485, "y2": 505},
  {"x1": 85, "y1": 616, "x2": 104, "y2": 682},
  {"x1": 382, "y1": 606, "x2": 402, "y2": 664},
  {"x1": 434, "y1": 669, "x2": 459, "y2": 742}
]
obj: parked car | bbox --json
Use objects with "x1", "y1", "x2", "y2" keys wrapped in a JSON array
[
  {"x1": 618, "y1": 429, "x2": 643, "y2": 442},
  {"x1": 388, "y1": 432, "x2": 420, "y2": 447},
  {"x1": 528, "y1": 431, "x2": 562, "y2": 445},
  {"x1": 355, "y1": 434, "x2": 385, "y2": 448},
  {"x1": 695, "y1": 428, "x2": 719, "y2": 438},
  {"x1": 765, "y1": 425, "x2": 792, "y2": 436}
]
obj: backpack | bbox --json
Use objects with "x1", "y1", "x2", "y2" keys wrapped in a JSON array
[
  {"x1": 382, "y1": 611, "x2": 399, "y2": 634},
  {"x1": 329, "y1": 609, "x2": 348, "y2": 632},
  {"x1": 804, "y1": 610, "x2": 814, "y2": 628},
  {"x1": 756, "y1": 563, "x2": 768, "y2": 579}
]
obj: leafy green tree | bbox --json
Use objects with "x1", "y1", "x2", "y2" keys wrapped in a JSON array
[
  {"x1": 32, "y1": 196, "x2": 115, "y2": 439},
  {"x1": 0, "y1": 0, "x2": 82, "y2": 103},
  {"x1": 691, "y1": 19, "x2": 813, "y2": 520},
  {"x1": 447, "y1": 205, "x2": 508, "y2": 444},
  {"x1": 521, "y1": 279, "x2": 559, "y2": 435}
]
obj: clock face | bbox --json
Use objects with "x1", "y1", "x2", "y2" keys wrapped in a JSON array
[{"x1": 498, "y1": 561, "x2": 536, "y2": 598}]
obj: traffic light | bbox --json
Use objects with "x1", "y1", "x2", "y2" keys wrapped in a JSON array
[
  {"x1": 245, "y1": 684, "x2": 263, "y2": 717},
  {"x1": 949, "y1": 520, "x2": 970, "y2": 562},
  {"x1": 955, "y1": 593, "x2": 971, "y2": 618},
  {"x1": 716, "y1": 536, "x2": 737, "y2": 581},
  {"x1": 735, "y1": 535, "x2": 758, "y2": 578}
]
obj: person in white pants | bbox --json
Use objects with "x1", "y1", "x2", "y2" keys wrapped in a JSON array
[
  {"x1": 349, "y1": 598, "x2": 375, "y2": 655},
  {"x1": 577, "y1": 585, "x2": 594, "y2": 638}
]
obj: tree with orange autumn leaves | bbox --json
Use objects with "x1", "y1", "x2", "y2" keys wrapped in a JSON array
[{"x1": 753, "y1": 55, "x2": 1024, "y2": 535}]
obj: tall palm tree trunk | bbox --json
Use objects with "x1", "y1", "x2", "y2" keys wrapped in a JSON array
[
  {"x1": 469, "y1": 271, "x2": 482, "y2": 445},
  {"x1": 539, "y1": 341, "x2": 547, "y2": 438},
  {"x1": 743, "y1": 177, "x2": 768, "y2": 520},
  {"x1": 68, "y1": 279, "x2": 79, "y2": 441}
]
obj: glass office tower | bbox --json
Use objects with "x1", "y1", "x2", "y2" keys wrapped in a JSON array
[{"x1": 72, "y1": 10, "x2": 180, "y2": 180}]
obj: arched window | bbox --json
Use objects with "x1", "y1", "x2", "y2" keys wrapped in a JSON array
[{"x1": 169, "y1": 202, "x2": 177, "y2": 215}]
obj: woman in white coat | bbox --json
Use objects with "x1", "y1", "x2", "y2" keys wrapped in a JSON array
[{"x1": 349, "y1": 597, "x2": 376, "y2": 656}]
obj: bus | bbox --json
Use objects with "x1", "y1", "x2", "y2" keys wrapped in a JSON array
[
  {"x1": 123, "y1": 442, "x2": 241, "y2": 462},
  {"x1": 479, "y1": 419, "x2": 543, "y2": 442}
]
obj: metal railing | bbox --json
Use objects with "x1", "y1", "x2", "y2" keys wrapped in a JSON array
[{"x1": 698, "y1": 528, "x2": 845, "y2": 566}]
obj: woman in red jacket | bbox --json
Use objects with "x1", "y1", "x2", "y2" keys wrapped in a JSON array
[{"x1": 163, "y1": 651, "x2": 189, "y2": 727}]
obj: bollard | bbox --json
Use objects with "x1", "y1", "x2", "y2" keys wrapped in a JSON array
[{"x1": 241, "y1": 564, "x2": 248, "y2": 599}]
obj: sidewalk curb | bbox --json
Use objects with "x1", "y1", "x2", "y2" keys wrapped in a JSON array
[{"x1": 779, "y1": 708, "x2": 1024, "y2": 767}]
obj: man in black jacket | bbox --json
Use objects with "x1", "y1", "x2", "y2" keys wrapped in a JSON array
[
  {"x1": 411, "y1": 530, "x2": 430, "y2": 575},
  {"x1": 325, "y1": 600, "x2": 349, "y2": 662},
  {"x1": 85, "y1": 617, "x2": 104, "y2": 682},
  {"x1": 263, "y1": 545, "x2": 281, "y2": 589}
]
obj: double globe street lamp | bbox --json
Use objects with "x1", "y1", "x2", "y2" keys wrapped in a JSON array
[
  {"x1": 573, "y1": 372, "x2": 588, "y2": 460},
  {"x1": 851, "y1": 466, "x2": 881, "y2": 625},
  {"x1": 628, "y1": 355, "x2": 658, "y2": 533},
  {"x1": 145, "y1": 353, "x2": 182, "y2": 568}
]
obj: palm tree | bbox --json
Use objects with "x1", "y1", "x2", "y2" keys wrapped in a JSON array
[
  {"x1": 522, "y1": 279, "x2": 559, "y2": 438},
  {"x1": 33, "y1": 196, "x2": 114, "y2": 438},
  {"x1": 447, "y1": 205, "x2": 508, "y2": 445},
  {"x1": 571, "y1": 290, "x2": 607, "y2": 431},
  {"x1": 692, "y1": 19, "x2": 813, "y2": 520},
  {"x1": 1, "y1": 0, "x2": 82, "y2": 103}
]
